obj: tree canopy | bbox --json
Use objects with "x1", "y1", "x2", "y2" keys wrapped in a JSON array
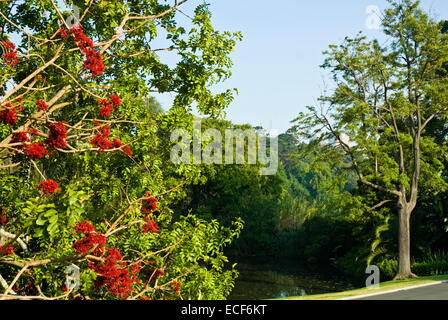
[
  {"x1": 293, "y1": 0, "x2": 448, "y2": 279},
  {"x1": 0, "y1": 0, "x2": 243, "y2": 300}
]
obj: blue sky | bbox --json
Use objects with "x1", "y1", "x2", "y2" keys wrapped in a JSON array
[{"x1": 154, "y1": 0, "x2": 448, "y2": 134}]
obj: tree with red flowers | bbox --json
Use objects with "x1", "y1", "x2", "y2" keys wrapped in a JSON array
[{"x1": 0, "y1": 0, "x2": 243, "y2": 300}]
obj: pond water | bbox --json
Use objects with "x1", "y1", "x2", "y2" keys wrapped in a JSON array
[{"x1": 228, "y1": 258, "x2": 353, "y2": 300}]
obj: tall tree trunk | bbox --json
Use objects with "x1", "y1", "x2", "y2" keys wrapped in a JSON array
[{"x1": 394, "y1": 200, "x2": 417, "y2": 280}]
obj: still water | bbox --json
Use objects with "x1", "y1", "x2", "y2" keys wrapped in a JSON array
[{"x1": 228, "y1": 259, "x2": 352, "y2": 300}]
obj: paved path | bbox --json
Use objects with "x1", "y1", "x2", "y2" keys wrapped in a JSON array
[{"x1": 355, "y1": 282, "x2": 448, "y2": 300}]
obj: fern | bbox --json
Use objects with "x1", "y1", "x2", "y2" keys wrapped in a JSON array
[{"x1": 367, "y1": 216, "x2": 391, "y2": 266}]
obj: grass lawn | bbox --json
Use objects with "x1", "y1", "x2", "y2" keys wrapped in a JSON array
[{"x1": 275, "y1": 275, "x2": 448, "y2": 300}]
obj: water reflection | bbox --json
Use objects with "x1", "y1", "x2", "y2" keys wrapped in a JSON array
[{"x1": 228, "y1": 259, "x2": 351, "y2": 300}]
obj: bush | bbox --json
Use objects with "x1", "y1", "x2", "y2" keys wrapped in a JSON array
[
  {"x1": 412, "y1": 251, "x2": 448, "y2": 276},
  {"x1": 377, "y1": 259, "x2": 398, "y2": 280},
  {"x1": 377, "y1": 251, "x2": 448, "y2": 280}
]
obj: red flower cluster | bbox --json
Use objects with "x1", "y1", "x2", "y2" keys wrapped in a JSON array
[
  {"x1": 170, "y1": 281, "x2": 181, "y2": 295},
  {"x1": 98, "y1": 95, "x2": 121, "y2": 118},
  {"x1": 0, "y1": 245, "x2": 13, "y2": 256},
  {"x1": 45, "y1": 122, "x2": 67, "y2": 149},
  {"x1": 0, "y1": 207, "x2": 6, "y2": 225},
  {"x1": 10, "y1": 131, "x2": 30, "y2": 149},
  {"x1": 70, "y1": 26, "x2": 104, "y2": 76},
  {"x1": 110, "y1": 94, "x2": 121, "y2": 107},
  {"x1": 91, "y1": 126, "x2": 113, "y2": 153},
  {"x1": 2, "y1": 41, "x2": 18, "y2": 66},
  {"x1": 24, "y1": 142, "x2": 49, "y2": 160},
  {"x1": 141, "y1": 192, "x2": 158, "y2": 233},
  {"x1": 3, "y1": 41, "x2": 15, "y2": 51},
  {"x1": 90, "y1": 126, "x2": 132, "y2": 156},
  {"x1": 89, "y1": 247, "x2": 140, "y2": 299},
  {"x1": 123, "y1": 145, "x2": 132, "y2": 157},
  {"x1": 37, "y1": 179, "x2": 61, "y2": 195},
  {"x1": 98, "y1": 99, "x2": 114, "y2": 118},
  {"x1": 84, "y1": 49, "x2": 104, "y2": 77},
  {"x1": 112, "y1": 138, "x2": 132, "y2": 157},
  {"x1": 71, "y1": 26, "x2": 93, "y2": 51},
  {"x1": 75, "y1": 220, "x2": 95, "y2": 234},
  {"x1": 143, "y1": 216, "x2": 159, "y2": 234},
  {"x1": 73, "y1": 220, "x2": 107, "y2": 256},
  {"x1": 28, "y1": 127, "x2": 39, "y2": 136},
  {"x1": 112, "y1": 138, "x2": 122, "y2": 149},
  {"x1": 36, "y1": 100, "x2": 48, "y2": 111},
  {"x1": 0, "y1": 104, "x2": 17, "y2": 125},
  {"x1": 60, "y1": 28, "x2": 69, "y2": 39},
  {"x1": 141, "y1": 192, "x2": 157, "y2": 215}
]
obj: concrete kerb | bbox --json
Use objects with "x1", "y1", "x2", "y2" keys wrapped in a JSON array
[{"x1": 337, "y1": 280, "x2": 448, "y2": 300}]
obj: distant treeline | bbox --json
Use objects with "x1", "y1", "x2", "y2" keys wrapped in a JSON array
[{"x1": 173, "y1": 119, "x2": 448, "y2": 284}]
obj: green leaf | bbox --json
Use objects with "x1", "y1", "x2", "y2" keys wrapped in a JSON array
[
  {"x1": 44, "y1": 209, "x2": 58, "y2": 217},
  {"x1": 36, "y1": 215, "x2": 46, "y2": 226},
  {"x1": 49, "y1": 214, "x2": 58, "y2": 224}
]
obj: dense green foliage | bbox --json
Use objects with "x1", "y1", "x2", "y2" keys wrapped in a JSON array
[
  {"x1": 2, "y1": 0, "x2": 448, "y2": 301},
  {"x1": 0, "y1": 0, "x2": 244, "y2": 300},
  {"x1": 179, "y1": 124, "x2": 448, "y2": 284}
]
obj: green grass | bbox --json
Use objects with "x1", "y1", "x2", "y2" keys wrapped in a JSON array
[{"x1": 274, "y1": 275, "x2": 448, "y2": 300}]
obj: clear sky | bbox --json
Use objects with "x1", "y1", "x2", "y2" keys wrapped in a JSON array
[{"x1": 156, "y1": 0, "x2": 448, "y2": 134}]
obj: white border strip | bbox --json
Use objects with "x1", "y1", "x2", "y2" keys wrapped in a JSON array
[{"x1": 338, "y1": 280, "x2": 448, "y2": 300}]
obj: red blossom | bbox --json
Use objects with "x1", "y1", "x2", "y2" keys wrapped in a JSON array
[
  {"x1": 88, "y1": 247, "x2": 139, "y2": 299},
  {"x1": 141, "y1": 192, "x2": 157, "y2": 215},
  {"x1": 24, "y1": 142, "x2": 49, "y2": 160},
  {"x1": 70, "y1": 25, "x2": 104, "y2": 76},
  {"x1": 0, "y1": 207, "x2": 7, "y2": 225},
  {"x1": 3, "y1": 40, "x2": 15, "y2": 51},
  {"x1": 0, "y1": 106, "x2": 17, "y2": 125},
  {"x1": 84, "y1": 48, "x2": 104, "y2": 76},
  {"x1": 112, "y1": 138, "x2": 123, "y2": 148},
  {"x1": 142, "y1": 217, "x2": 159, "y2": 233},
  {"x1": 91, "y1": 126, "x2": 113, "y2": 153},
  {"x1": 123, "y1": 145, "x2": 132, "y2": 157},
  {"x1": 27, "y1": 127, "x2": 39, "y2": 136},
  {"x1": 98, "y1": 99, "x2": 114, "y2": 118},
  {"x1": 112, "y1": 138, "x2": 132, "y2": 157},
  {"x1": 71, "y1": 25, "x2": 94, "y2": 51},
  {"x1": 45, "y1": 122, "x2": 67, "y2": 149},
  {"x1": 0, "y1": 245, "x2": 13, "y2": 256},
  {"x1": 2, "y1": 41, "x2": 18, "y2": 66},
  {"x1": 171, "y1": 281, "x2": 181, "y2": 294},
  {"x1": 72, "y1": 220, "x2": 107, "y2": 256},
  {"x1": 37, "y1": 179, "x2": 61, "y2": 195},
  {"x1": 110, "y1": 94, "x2": 121, "y2": 107},
  {"x1": 90, "y1": 126, "x2": 127, "y2": 155},
  {"x1": 98, "y1": 95, "x2": 121, "y2": 118},
  {"x1": 60, "y1": 28, "x2": 69, "y2": 39},
  {"x1": 75, "y1": 220, "x2": 95, "y2": 234},
  {"x1": 36, "y1": 100, "x2": 48, "y2": 111},
  {"x1": 10, "y1": 131, "x2": 30, "y2": 149},
  {"x1": 3, "y1": 51, "x2": 18, "y2": 66}
]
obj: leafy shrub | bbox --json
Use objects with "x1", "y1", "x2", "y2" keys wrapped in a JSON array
[
  {"x1": 412, "y1": 251, "x2": 448, "y2": 276},
  {"x1": 377, "y1": 259, "x2": 398, "y2": 280},
  {"x1": 377, "y1": 251, "x2": 448, "y2": 280}
]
